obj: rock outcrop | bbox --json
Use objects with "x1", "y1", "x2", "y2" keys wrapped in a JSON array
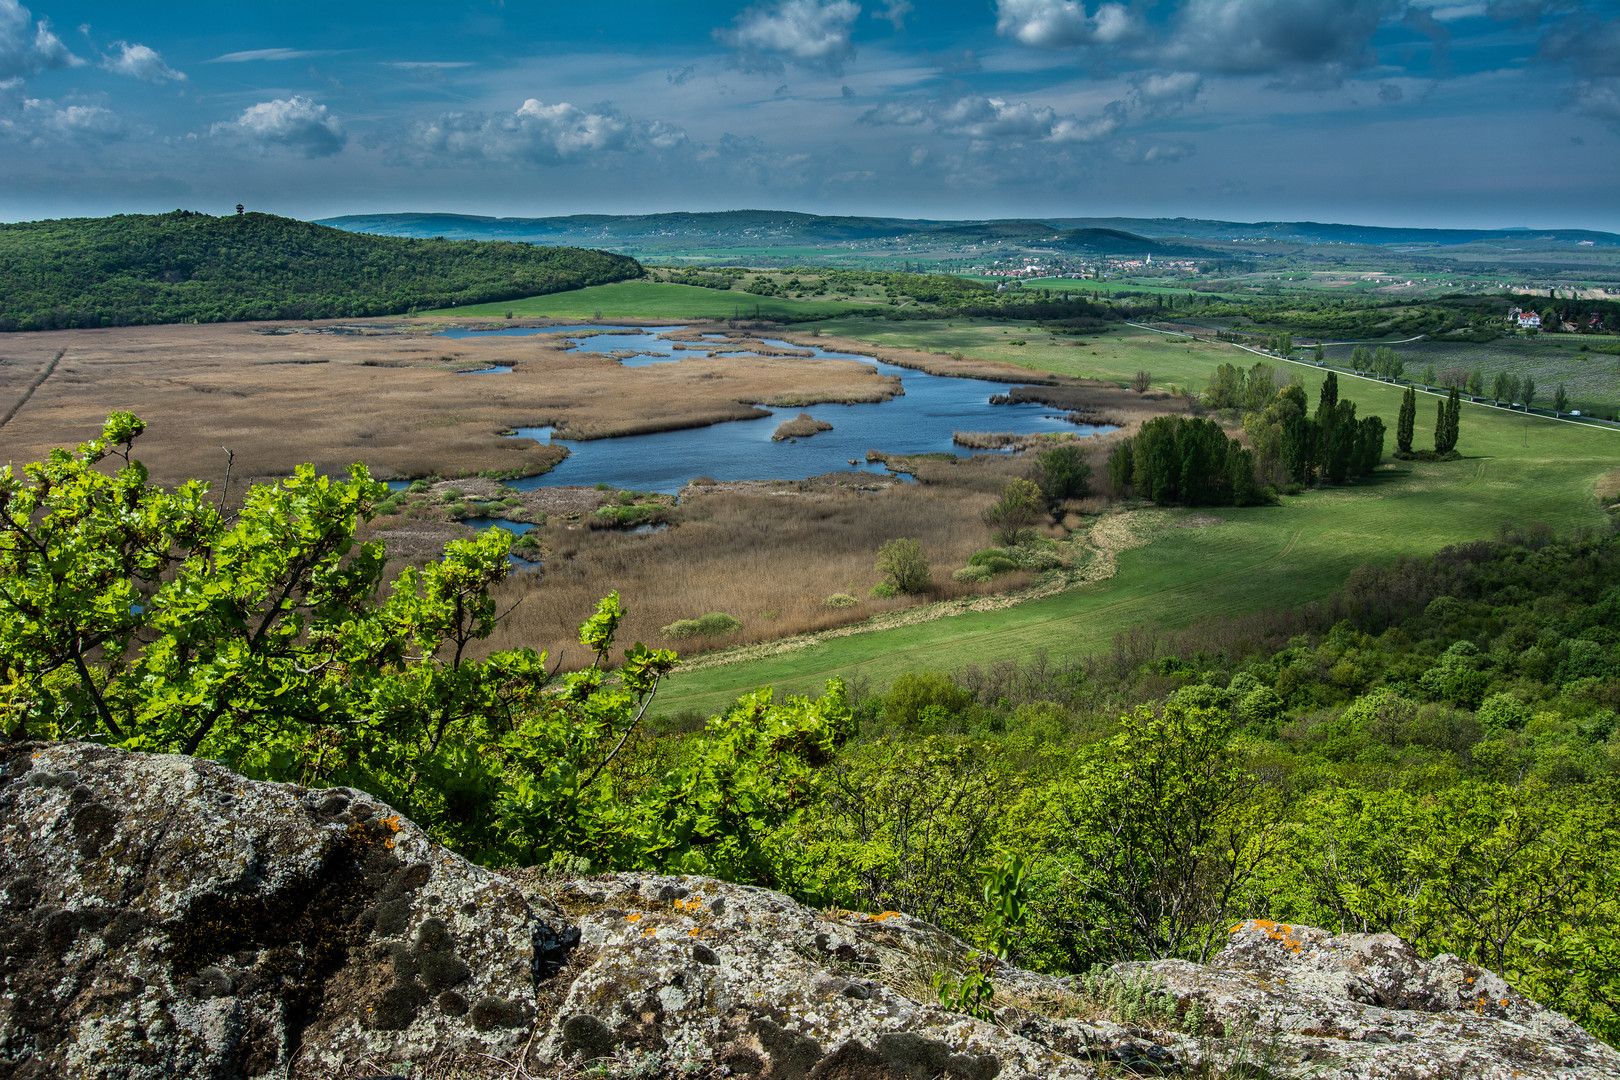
[
  {"x1": 4, "y1": 740, "x2": 1618, "y2": 1080},
  {"x1": 0, "y1": 741, "x2": 566, "y2": 1080}
]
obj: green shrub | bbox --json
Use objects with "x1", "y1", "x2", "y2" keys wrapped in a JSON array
[
  {"x1": 824, "y1": 592, "x2": 859, "y2": 608},
  {"x1": 876, "y1": 537, "x2": 931, "y2": 595},
  {"x1": 694, "y1": 612, "x2": 742, "y2": 636},
  {"x1": 662, "y1": 613, "x2": 741, "y2": 639},
  {"x1": 1009, "y1": 542, "x2": 1063, "y2": 572},
  {"x1": 883, "y1": 671, "x2": 974, "y2": 729},
  {"x1": 618, "y1": 491, "x2": 636, "y2": 506},
  {"x1": 953, "y1": 565, "x2": 994, "y2": 584},
  {"x1": 442, "y1": 487, "x2": 463, "y2": 500},
  {"x1": 870, "y1": 581, "x2": 900, "y2": 599}
]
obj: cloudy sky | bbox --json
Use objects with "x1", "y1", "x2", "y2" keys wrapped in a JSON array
[{"x1": 2, "y1": 0, "x2": 1616, "y2": 229}]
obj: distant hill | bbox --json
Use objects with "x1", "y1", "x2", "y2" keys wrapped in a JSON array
[
  {"x1": 0, "y1": 210, "x2": 642, "y2": 331},
  {"x1": 1044, "y1": 217, "x2": 1620, "y2": 248},
  {"x1": 321, "y1": 209, "x2": 1620, "y2": 257},
  {"x1": 320, "y1": 210, "x2": 1209, "y2": 258}
]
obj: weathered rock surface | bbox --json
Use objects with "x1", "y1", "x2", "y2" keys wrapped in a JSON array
[
  {"x1": 4, "y1": 741, "x2": 1618, "y2": 1080},
  {"x1": 0, "y1": 741, "x2": 564, "y2": 1079}
]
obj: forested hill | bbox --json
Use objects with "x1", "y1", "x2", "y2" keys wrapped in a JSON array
[{"x1": 0, "y1": 210, "x2": 642, "y2": 331}]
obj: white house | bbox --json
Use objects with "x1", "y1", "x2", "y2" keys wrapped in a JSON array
[{"x1": 1517, "y1": 311, "x2": 1541, "y2": 329}]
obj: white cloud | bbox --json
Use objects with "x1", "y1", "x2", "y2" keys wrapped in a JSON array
[
  {"x1": 864, "y1": 91, "x2": 1132, "y2": 145},
  {"x1": 1134, "y1": 71, "x2": 1202, "y2": 106},
  {"x1": 874, "y1": 1, "x2": 912, "y2": 30},
  {"x1": 1114, "y1": 138, "x2": 1195, "y2": 164},
  {"x1": 717, "y1": 0, "x2": 861, "y2": 73},
  {"x1": 0, "y1": 94, "x2": 125, "y2": 144},
  {"x1": 994, "y1": 0, "x2": 1139, "y2": 50},
  {"x1": 0, "y1": 0, "x2": 82, "y2": 80},
  {"x1": 211, "y1": 96, "x2": 346, "y2": 158},
  {"x1": 1567, "y1": 79, "x2": 1620, "y2": 130},
  {"x1": 937, "y1": 95, "x2": 1062, "y2": 138},
  {"x1": 103, "y1": 42, "x2": 185, "y2": 83},
  {"x1": 206, "y1": 47, "x2": 330, "y2": 63},
  {"x1": 858, "y1": 100, "x2": 927, "y2": 125},
  {"x1": 399, "y1": 99, "x2": 686, "y2": 165}
]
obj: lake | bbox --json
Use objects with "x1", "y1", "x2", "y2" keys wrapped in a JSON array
[{"x1": 436, "y1": 324, "x2": 1112, "y2": 495}]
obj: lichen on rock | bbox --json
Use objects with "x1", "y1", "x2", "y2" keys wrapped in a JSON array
[
  {"x1": 0, "y1": 741, "x2": 552, "y2": 1079},
  {"x1": 4, "y1": 741, "x2": 1618, "y2": 1080}
]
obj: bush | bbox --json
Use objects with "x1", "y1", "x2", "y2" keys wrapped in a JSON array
[
  {"x1": 662, "y1": 612, "x2": 742, "y2": 639},
  {"x1": 694, "y1": 612, "x2": 743, "y2": 636},
  {"x1": 953, "y1": 565, "x2": 993, "y2": 584},
  {"x1": 870, "y1": 581, "x2": 900, "y2": 599},
  {"x1": 983, "y1": 480, "x2": 1044, "y2": 546},
  {"x1": 968, "y1": 547, "x2": 1018, "y2": 572},
  {"x1": 883, "y1": 671, "x2": 974, "y2": 729},
  {"x1": 876, "y1": 537, "x2": 931, "y2": 595},
  {"x1": 1008, "y1": 541, "x2": 1062, "y2": 572},
  {"x1": 824, "y1": 592, "x2": 860, "y2": 608},
  {"x1": 1032, "y1": 444, "x2": 1091, "y2": 504}
]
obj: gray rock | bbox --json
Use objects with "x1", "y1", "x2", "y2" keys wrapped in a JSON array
[
  {"x1": 6, "y1": 742, "x2": 1618, "y2": 1080},
  {"x1": 0, "y1": 741, "x2": 552, "y2": 1079}
]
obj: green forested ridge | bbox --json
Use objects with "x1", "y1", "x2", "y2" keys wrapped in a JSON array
[
  {"x1": 0, "y1": 210, "x2": 641, "y2": 331},
  {"x1": 5, "y1": 417, "x2": 1618, "y2": 1044}
]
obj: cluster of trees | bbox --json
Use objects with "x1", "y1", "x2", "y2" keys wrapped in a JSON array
[
  {"x1": 1202, "y1": 359, "x2": 1279, "y2": 412},
  {"x1": 0, "y1": 211, "x2": 642, "y2": 331},
  {"x1": 1241, "y1": 372, "x2": 1387, "y2": 487},
  {"x1": 1349, "y1": 345, "x2": 1405, "y2": 380},
  {"x1": 1427, "y1": 368, "x2": 1573, "y2": 415},
  {"x1": 1106, "y1": 415, "x2": 1264, "y2": 506}
]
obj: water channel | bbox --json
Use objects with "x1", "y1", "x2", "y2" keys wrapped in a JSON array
[{"x1": 433, "y1": 324, "x2": 1113, "y2": 496}]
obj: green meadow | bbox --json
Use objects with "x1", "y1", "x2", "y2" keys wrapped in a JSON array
[{"x1": 656, "y1": 326, "x2": 1618, "y2": 715}]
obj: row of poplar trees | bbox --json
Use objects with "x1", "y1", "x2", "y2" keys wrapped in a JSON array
[{"x1": 1395, "y1": 384, "x2": 1462, "y2": 457}]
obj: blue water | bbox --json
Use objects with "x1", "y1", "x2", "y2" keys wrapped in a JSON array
[
  {"x1": 456, "y1": 364, "x2": 513, "y2": 374},
  {"x1": 464, "y1": 517, "x2": 537, "y2": 535},
  {"x1": 481, "y1": 328, "x2": 1110, "y2": 495}
]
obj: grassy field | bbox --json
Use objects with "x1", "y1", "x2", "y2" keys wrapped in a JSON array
[
  {"x1": 654, "y1": 329, "x2": 1618, "y2": 716},
  {"x1": 1320, "y1": 337, "x2": 1620, "y2": 415},
  {"x1": 424, "y1": 280, "x2": 872, "y2": 320},
  {"x1": 808, "y1": 318, "x2": 1233, "y2": 394}
]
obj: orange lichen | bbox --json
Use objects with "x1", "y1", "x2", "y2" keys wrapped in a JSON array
[{"x1": 625, "y1": 913, "x2": 642, "y2": 923}]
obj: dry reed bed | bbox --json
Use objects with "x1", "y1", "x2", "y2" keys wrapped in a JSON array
[
  {"x1": 773, "y1": 413, "x2": 835, "y2": 440},
  {"x1": 478, "y1": 457, "x2": 1043, "y2": 666},
  {"x1": 951, "y1": 430, "x2": 1081, "y2": 450},
  {"x1": 0, "y1": 319, "x2": 902, "y2": 490}
]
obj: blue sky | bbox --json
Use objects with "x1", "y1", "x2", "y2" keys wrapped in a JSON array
[{"x1": 2, "y1": 1, "x2": 1616, "y2": 229}]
